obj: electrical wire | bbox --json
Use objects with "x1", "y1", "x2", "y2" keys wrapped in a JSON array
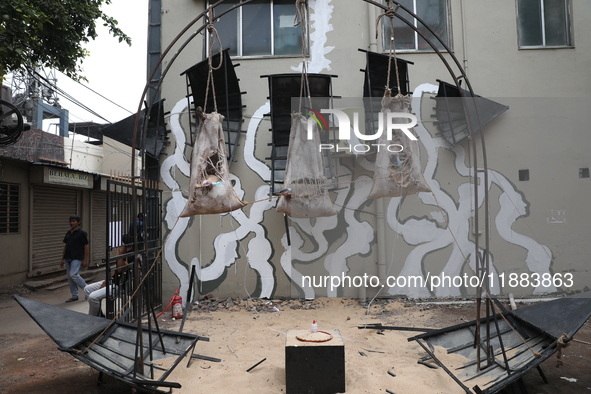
[
  {"x1": 31, "y1": 69, "x2": 112, "y2": 124},
  {"x1": 56, "y1": 71, "x2": 135, "y2": 116}
]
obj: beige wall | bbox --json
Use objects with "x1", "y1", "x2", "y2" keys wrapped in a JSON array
[
  {"x1": 67, "y1": 136, "x2": 141, "y2": 177},
  {"x1": 0, "y1": 132, "x2": 141, "y2": 289},
  {"x1": 0, "y1": 160, "x2": 30, "y2": 288}
]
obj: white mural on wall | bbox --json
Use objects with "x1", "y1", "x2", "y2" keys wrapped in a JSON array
[
  {"x1": 546, "y1": 209, "x2": 566, "y2": 224},
  {"x1": 291, "y1": 0, "x2": 334, "y2": 73},
  {"x1": 162, "y1": 0, "x2": 340, "y2": 303},
  {"x1": 247, "y1": 0, "x2": 344, "y2": 300},
  {"x1": 385, "y1": 84, "x2": 555, "y2": 297},
  {"x1": 162, "y1": 98, "x2": 276, "y2": 301},
  {"x1": 160, "y1": 0, "x2": 555, "y2": 302}
]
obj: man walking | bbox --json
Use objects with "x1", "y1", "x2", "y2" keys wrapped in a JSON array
[{"x1": 60, "y1": 215, "x2": 89, "y2": 302}]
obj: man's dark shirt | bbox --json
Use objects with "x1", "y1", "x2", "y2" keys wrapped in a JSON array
[
  {"x1": 63, "y1": 228, "x2": 89, "y2": 260},
  {"x1": 129, "y1": 219, "x2": 144, "y2": 241}
]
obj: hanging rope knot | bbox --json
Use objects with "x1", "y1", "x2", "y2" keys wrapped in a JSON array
[
  {"x1": 383, "y1": 8, "x2": 396, "y2": 19},
  {"x1": 202, "y1": 5, "x2": 224, "y2": 113},
  {"x1": 395, "y1": 93, "x2": 410, "y2": 103},
  {"x1": 374, "y1": 1, "x2": 403, "y2": 96},
  {"x1": 556, "y1": 333, "x2": 571, "y2": 367},
  {"x1": 196, "y1": 106, "x2": 205, "y2": 121},
  {"x1": 206, "y1": 28, "x2": 223, "y2": 71},
  {"x1": 382, "y1": 91, "x2": 411, "y2": 115},
  {"x1": 375, "y1": 1, "x2": 399, "y2": 39},
  {"x1": 206, "y1": 6, "x2": 216, "y2": 33},
  {"x1": 294, "y1": 0, "x2": 311, "y2": 113},
  {"x1": 294, "y1": 0, "x2": 307, "y2": 27}
]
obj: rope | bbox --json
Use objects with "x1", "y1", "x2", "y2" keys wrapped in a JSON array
[
  {"x1": 294, "y1": 0, "x2": 307, "y2": 28},
  {"x1": 204, "y1": 6, "x2": 223, "y2": 113},
  {"x1": 572, "y1": 338, "x2": 591, "y2": 346},
  {"x1": 242, "y1": 195, "x2": 279, "y2": 206},
  {"x1": 556, "y1": 333, "x2": 570, "y2": 367},
  {"x1": 295, "y1": 0, "x2": 312, "y2": 113},
  {"x1": 376, "y1": 0, "x2": 402, "y2": 96}
]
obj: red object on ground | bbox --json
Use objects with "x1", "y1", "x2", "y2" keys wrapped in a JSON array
[
  {"x1": 156, "y1": 289, "x2": 183, "y2": 319},
  {"x1": 171, "y1": 289, "x2": 183, "y2": 319}
]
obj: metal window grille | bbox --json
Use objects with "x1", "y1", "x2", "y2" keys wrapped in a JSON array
[{"x1": 0, "y1": 182, "x2": 19, "y2": 234}]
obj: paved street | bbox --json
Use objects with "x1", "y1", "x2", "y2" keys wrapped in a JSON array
[{"x1": 0, "y1": 275, "x2": 97, "y2": 336}]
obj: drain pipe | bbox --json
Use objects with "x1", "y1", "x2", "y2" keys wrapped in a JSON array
[
  {"x1": 367, "y1": 1, "x2": 378, "y2": 52},
  {"x1": 370, "y1": 0, "x2": 387, "y2": 286},
  {"x1": 460, "y1": 0, "x2": 469, "y2": 73},
  {"x1": 360, "y1": 1, "x2": 382, "y2": 301},
  {"x1": 376, "y1": 199, "x2": 388, "y2": 288}
]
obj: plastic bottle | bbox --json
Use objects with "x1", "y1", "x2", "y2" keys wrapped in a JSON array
[{"x1": 311, "y1": 320, "x2": 318, "y2": 333}]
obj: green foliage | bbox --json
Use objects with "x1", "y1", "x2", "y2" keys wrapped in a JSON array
[{"x1": 0, "y1": 0, "x2": 131, "y2": 81}]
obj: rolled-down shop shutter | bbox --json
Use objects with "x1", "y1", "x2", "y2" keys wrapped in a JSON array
[
  {"x1": 90, "y1": 191, "x2": 107, "y2": 267},
  {"x1": 31, "y1": 186, "x2": 79, "y2": 276}
]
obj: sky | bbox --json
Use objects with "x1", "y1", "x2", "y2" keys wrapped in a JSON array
[{"x1": 49, "y1": 0, "x2": 150, "y2": 129}]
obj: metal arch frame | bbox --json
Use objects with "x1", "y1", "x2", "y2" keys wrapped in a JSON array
[
  {"x1": 128, "y1": 0, "x2": 255, "y2": 374},
  {"x1": 129, "y1": 0, "x2": 494, "y2": 370},
  {"x1": 362, "y1": 0, "x2": 490, "y2": 282},
  {"x1": 362, "y1": 0, "x2": 494, "y2": 371}
]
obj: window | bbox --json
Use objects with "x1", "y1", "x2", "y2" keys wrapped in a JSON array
[
  {"x1": 517, "y1": 0, "x2": 572, "y2": 48},
  {"x1": 210, "y1": 0, "x2": 304, "y2": 57},
  {"x1": 382, "y1": 0, "x2": 451, "y2": 52},
  {"x1": 0, "y1": 183, "x2": 20, "y2": 234}
]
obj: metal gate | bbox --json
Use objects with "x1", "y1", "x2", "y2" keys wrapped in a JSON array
[
  {"x1": 90, "y1": 191, "x2": 107, "y2": 266},
  {"x1": 104, "y1": 179, "x2": 162, "y2": 322}
]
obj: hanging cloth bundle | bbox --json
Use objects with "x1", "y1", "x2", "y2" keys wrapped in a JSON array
[
  {"x1": 368, "y1": 90, "x2": 430, "y2": 199},
  {"x1": 368, "y1": 1, "x2": 430, "y2": 199},
  {"x1": 180, "y1": 109, "x2": 245, "y2": 216},
  {"x1": 179, "y1": 8, "x2": 245, "y2": 217},
  {"x1": 276, "y1": 0, "x2": 337, "y2": 218},
  {"x1": 277, "y1": 113, "x2": 337, "y2": 218}
]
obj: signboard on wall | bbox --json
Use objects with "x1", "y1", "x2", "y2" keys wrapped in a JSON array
[
  {"x1": 46, "y1": 168, "x2": 91, "y2": 187},
  {"x1": 30, "y1": 165, "x2": 94, "y2": 189}
]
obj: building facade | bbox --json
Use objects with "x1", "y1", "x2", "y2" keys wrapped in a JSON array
[
  {"x1": 0, "y1": 125, "x2": 142, "y2": 288},
  {"x1": 155, "y1": 0, "x2": 590, "y2": 301}
]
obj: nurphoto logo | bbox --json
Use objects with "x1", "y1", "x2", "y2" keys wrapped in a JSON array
[{"x1": 305, "y1": 107, "x2": 417, "y2": 153}]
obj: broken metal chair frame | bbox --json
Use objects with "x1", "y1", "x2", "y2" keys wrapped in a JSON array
[
  {"x1": 70, "y1": 321, "x2": 205, "y2": 393},
  {"x1": 408, "y1": 307, "x2": 558, "y2": 394},
  {"x1": 13, "y1": 295, "x2": 213, "y2": 393}
]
